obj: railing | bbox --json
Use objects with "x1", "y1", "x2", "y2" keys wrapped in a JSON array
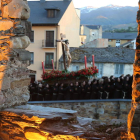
[
  {"x1": 28, "y1": 99, "x2": 132, "y2": 104},
  {"x1": 44, "y1": 64, "x2": 53, "y2": 69},
  {"x1": 42, "y1": 40, "x2": 54, "y2": 48}
]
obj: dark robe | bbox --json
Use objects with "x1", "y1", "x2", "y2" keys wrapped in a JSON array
[
  {"x1": 52, "y1": 86, "x2": 58, "y2": 100},
  {"x1": 43, "y1": 87, "x2": 52, "y2": 101},
  {"x1": 36, "y1": 87, "x2": 44, "y2": 101},
  {"x1": 29, "y1": 84, "x2": 35, "y2": 101},
  {"x1": 65, "y1": 86, "x2": 73, "y2": 100},
  {"x1": 57, "y1": 86, "x2": 65, "y2": 100},
  {"x1": 109, "y1": 80, "x2": 115, "y2": 99},
  {"x1": 73, "y1": 85, "x2": 80, "y2": 100},
  {"x1": 104, "y1": 83, "x2": 111, "y2": 99},
  {"x1": 80, "y1": 85, "x2": 86, "y2": 100},
  {"x1": 85, "y1": 84, "x2": 91, "y2": 99},
  {"x1": 114, "y1": 81, "x2": 123, "y2": 99},
  {"x1": 90, "y1": 84, "x2": 98, "y2": 99},
  {"x1": 98, "y1": 84, "x2": 106, "y2": 99}
]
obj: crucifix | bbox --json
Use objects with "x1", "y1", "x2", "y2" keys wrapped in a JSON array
[{"x1": 57, "y1": 33, "x2": 68, "y2": 70}]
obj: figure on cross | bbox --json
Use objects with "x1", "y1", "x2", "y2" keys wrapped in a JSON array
[
  {"x1": 61, "y1": 39, "x2": 71, "y2": 68},
  {"x1": 57, "y1": 33, "x2": 71, "y2": 70}
]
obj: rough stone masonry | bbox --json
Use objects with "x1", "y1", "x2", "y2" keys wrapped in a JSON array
[
  {"x1": 0, "y1": 0, "x2": 31, "y2": 109},
  {"x1": 125, "y1": 0, "x2": 140, "y2": 139}
]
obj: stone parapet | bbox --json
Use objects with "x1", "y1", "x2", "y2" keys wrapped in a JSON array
[
  {"x1": 28, "y1": 100, "x2": 131, "y2": 121},
  {"x1": 0, "y1": 105, "x2": 127, "y2": 140},
  {"x1": 0, "y1": 0, "x2": 31, "y2": 109}
]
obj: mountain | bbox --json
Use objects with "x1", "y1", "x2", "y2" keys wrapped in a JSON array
[
  {"x1": 80, "y1": 5, "x2": 138, "y2": 30},
  {"x1": 80, "y1": 6, "x2": 98, "y2": 13}
]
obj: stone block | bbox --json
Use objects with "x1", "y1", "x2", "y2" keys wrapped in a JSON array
[
  {"x1": 12, "y1": 49, "x2": 31, "y2": 61},
  {"x1": 0, "y1": 20, "x2": 14, "y2": 31},
  {"x1": 10, "y1": 36, "x2": 30, "y2": 49},
  {"x1": 20, "y1": 20, "x2": 32, "y2": 37},
  {"x1": 10, "y1": 78, "x2": 30, "y2": 89},
  {"x1": 2, "y1": 76, "x2": 10, "y2": 90},
  {"x1": 120, "y1": 103, "x2": 127, "y2": 110},
  {"x1": 0, "y1": 132, "x2": 9, "y2": 140},
  {"x1": 0, "y1": 91, "x2": 5, "y2": 105},
  {"x1": 3, "y1": 0, "x2": 30, "y2": 19},
  {"x1": 97, "y1": 108, "x2": 104, "y2": 115}
]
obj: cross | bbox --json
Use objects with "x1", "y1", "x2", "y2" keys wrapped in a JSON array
[{"x1": 56, "y1": 33, "x2": 67, "y2": 70}]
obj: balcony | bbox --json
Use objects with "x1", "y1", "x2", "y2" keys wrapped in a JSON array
[
  {"x1": 45, "y1": 64, "x2": 53, "y2": 69},
  {"x1": 42, "y1": 40, "x2": 56, "y2": 48},
  {"x1": 44, "y1": 63, "x2": 56, "y2": 70}
]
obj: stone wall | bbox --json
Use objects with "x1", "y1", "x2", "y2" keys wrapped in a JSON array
[
  {"x1": 28, "y1": 100, "x2": 131, "y2": 121},
  {"x1": 0, "y1": 105, "x2": 127, "y2": 140},
  {"x1": 0, "y1": 0, "x2": 31, "y2": 109}
]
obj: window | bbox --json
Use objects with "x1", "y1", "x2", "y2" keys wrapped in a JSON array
[
  {"x1": 95, "y1": 63, "x2": 103, "y2": 78},
  {"x1": 45, "y1": 31, "x2": 54, "y2": 47},
  {"x1": 47, "y1": 10, "x2": 55, "y2": 18},
  {"x1": 116, "y1": 40, "x2": 121, "y2": 47},
  {"x1": 116, "y1": 40, "x2": 120, "y2": 43},
  {"x1": 45, "y1": 53, "x2": 54, "y2": 69},
  {"x1": 72, "y1": 65, "x2": 79, "y2": 72},
  {"x1": 115, "y1": 64, "x2": 124, "y2": 77},
  {"x1": 109, "y1": 39, "x2": 112, "y2": 42},
  {"x1": 30, "y1": 31, "x2": 34, "y2": 43},
  {"x1": 30, "y1": 52, "x2": 34, "y2": 64}
]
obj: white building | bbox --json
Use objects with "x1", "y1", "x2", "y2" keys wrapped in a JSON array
[{"x1": 59, "y1": 47, "x2": 135, "y2": 78}]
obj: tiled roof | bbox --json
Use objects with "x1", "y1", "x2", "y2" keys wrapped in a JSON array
[
  {"x1": 85, "y1": 25, "x2": 101, "y2": 30},
  {"x1": 81, "y1": 25, "x2": 101, "y2": 30},
  {"x1": 28, "y1": 1, "x2": 71, "y2": 25},
  {"x1": 103, "y1": 32, "x2": 137, "y2": 40},
  {"x1": 60, "y1": 47, "x2": 135, "y2": 64}
]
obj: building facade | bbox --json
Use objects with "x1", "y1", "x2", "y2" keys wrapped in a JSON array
[
  {"x1": 103, "y1": 32, "x2": 137, "y2": 47},
  {"x1": 27, "y1": 0, "x2": 81, "y2": 81},
  {"x1": 80, "y1": 25, "x2": 102, "y2": 44}
]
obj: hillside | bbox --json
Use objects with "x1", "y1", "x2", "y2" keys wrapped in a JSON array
[{"x1": 80, "y1": 5, "x2": 138, "y2": 30}]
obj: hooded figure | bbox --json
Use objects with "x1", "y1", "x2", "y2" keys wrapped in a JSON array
[
  {"x1": 57, "y1": 83, "x2": 65, "y2": 100},
  {"x1": 65, "y1": 83, "x2": 74, "y2": 100},
  {"x1": 114, "y1": 77, "x2": 123, "y2": 99},
  {"x1": 52, "y1": 83, "x2": 59, "y2": 100},
  {"x1": 91, "y1": 79, "x2": 98, "y2": 99},
  {"x1": 43, "y1": 84, "x2": 52, "y2": 101},
  {"x1": 73, "y1": 82, "x2": 80, "y2": 100}
]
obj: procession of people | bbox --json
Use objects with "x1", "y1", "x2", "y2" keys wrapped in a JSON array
[{"x1": 29, "y1": 74, "x2": 133, "y2": 101}]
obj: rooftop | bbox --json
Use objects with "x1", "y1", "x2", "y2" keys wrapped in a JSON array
[
  {"x1": 81, "y1": 25, "x2": 101, "y2": 30},
  {"x1": 28, "y1": 1, "x2": 71, "y2": 25},
  {"x1": 103, "y1": 32, "x2": 137, "y2": 40},
  {"x1": 60, "y1": 47, "x2": 135, "y2": 64}
]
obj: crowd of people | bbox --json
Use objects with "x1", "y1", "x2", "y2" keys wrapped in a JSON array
[{"x1": 29, "y1": 74, "x2": 133, "y2": 101}]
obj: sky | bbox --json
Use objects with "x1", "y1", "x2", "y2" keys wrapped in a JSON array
[{"x1": 28, "y1": 0, "x2": 139, "y2": 8}]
